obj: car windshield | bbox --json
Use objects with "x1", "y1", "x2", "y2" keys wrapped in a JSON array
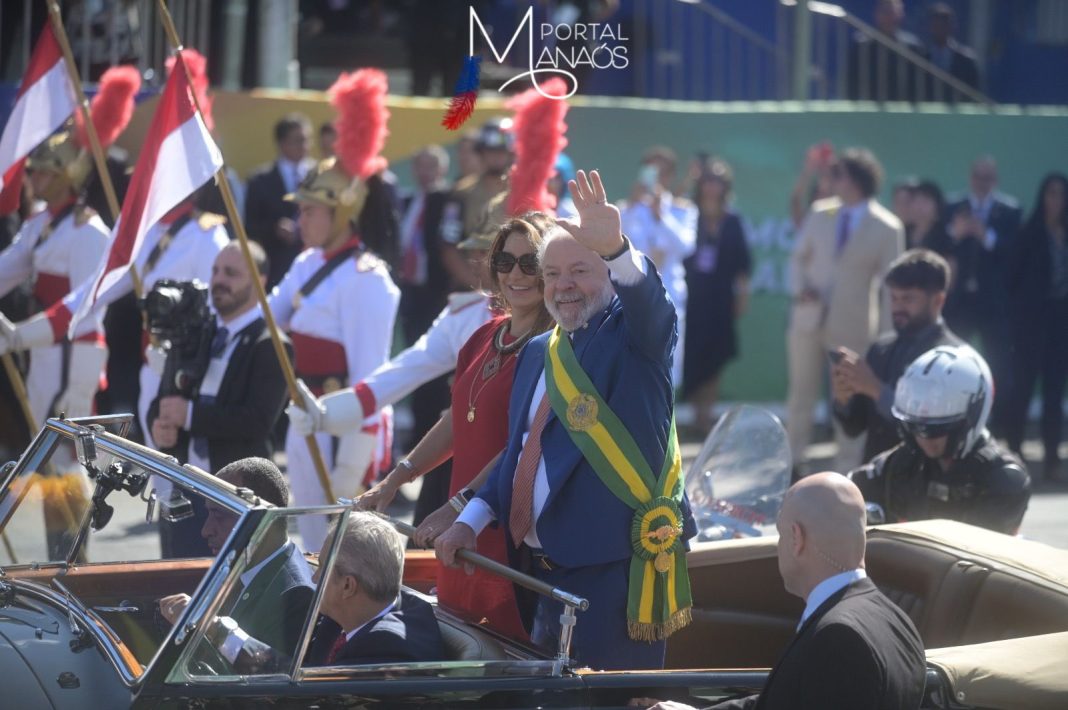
[
  {"x1": 171, "y1": 506, "x2": 346, "y2": 682},
  {"x1": 0, "y1": 417, "x2": 253, "y2": 679}
]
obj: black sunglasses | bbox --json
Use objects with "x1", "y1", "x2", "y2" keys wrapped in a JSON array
[{"x1": 491, "y1": 251, "x2": 539, "y2": 276}]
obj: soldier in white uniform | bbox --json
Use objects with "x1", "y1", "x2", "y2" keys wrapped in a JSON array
[
  {"x1": 271, "y1": 156, "x2": 400, "y2": 550},
  {"x1": 0, "y1": 132, "x2": 109, "y2": 425},
  {"x1": 10, "y1": 196, "x2": 230, "y2": 446}
]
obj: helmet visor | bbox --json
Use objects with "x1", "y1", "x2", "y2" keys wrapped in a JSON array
[{"x1": 900, "y1": 419, "x2": 960, "y2": 440}]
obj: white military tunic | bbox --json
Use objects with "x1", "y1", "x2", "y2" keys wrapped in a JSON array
[
  {"x1": 352, "y1": 290, "x2": 493, "y2": 415},
  {"x1": 0, "y1": 205, "x2": 108, "y2": 424},
  {"x1": 54, "y1": 208, "x2": 229, "y2": 442},
  {"x1": 269, "y1": 237, "x2": 400, "y2": 549}
]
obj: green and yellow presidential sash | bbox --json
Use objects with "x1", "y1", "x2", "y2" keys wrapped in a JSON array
[{"x1": 544, "y1": 326, "x2": 692, "y2": 642}]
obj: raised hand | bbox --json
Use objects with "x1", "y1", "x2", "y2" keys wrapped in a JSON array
[{"x1": 555, "y1": 169, "x2": 625, "y2": 258}]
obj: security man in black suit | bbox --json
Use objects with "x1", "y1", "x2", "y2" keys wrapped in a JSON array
[
  {"x1": 149, "y1": 241, "x2": 292, "y2": 557},
  {"x1": 649, "y1": 473, "x2": 926, "y2": 710},
  {"x1": 945, "y1": 156, "x2": 1022, "y2": 435},
  {"x1": 832, "y1": 249, "x2": 962, "y2": 463},
  {"x1": 245, "y1": 113, "x2": 315, "y2": 288}
]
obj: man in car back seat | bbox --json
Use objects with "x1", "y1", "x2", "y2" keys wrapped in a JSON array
[
  {"x1": 848, "y1": 345, "x2": 1031, "y2": 535},
  {"x1": 304, "y1": 511, "x2": 445, "y2": 666},
  {"x1": 203, "y1": 511, "x2": 445, "y2": 671},
  {"x1": 648, "y1": 473, "x2": 926, "y2": 710}
]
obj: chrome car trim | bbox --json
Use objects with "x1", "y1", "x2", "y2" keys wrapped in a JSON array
[
  {"x1": 15, "y1": 578, "x2": 140, "y2": 687},
  {"x1": 176, "y1": 550, "x2": 235, "y2": 646},
  {"x1": 289, "y1": 507, "x2": 351, "y2": 682}
]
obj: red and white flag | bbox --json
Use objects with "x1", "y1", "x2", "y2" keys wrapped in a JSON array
[
  {"x1": 0, "y1": 23, "x2": 77, "y2": 213},
  {"x1": 70, "y1": 52, "x2": 222, "y2": 334}
]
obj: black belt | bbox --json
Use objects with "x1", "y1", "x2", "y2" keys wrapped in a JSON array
[{"x1": 530, "y1": 549, "x2": 559, "y2": 572}]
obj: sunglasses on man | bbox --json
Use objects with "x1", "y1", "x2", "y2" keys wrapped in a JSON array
[{"x1": 491, "y1": 252, "x2": 539, "y2": 276}]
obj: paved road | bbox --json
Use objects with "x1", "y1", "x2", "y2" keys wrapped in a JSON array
[{"x1": 2, "y1": 428, "x2": 1063, "y2": 570}]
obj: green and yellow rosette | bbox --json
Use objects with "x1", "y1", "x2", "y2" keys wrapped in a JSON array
[{"x1": 545, "y1": 326, "x2": 692, "y2": 642}]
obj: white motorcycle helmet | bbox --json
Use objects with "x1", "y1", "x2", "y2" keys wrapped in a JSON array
[{"x1": 891, "y1": 345, "x2": 993, "y2": 458}]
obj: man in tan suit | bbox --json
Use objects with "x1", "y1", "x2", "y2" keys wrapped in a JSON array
[{"x1": 786, "y1": 148, "x2": 904, "y2": 472}]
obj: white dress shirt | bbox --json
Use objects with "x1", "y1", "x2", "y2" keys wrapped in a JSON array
[
  {"x1": 798, "y1": 568, "x2": 867, "y2": 630},
  {"x1": 278, "y1": 158, "x2": 309, "y2": 194},
  {"x1": 456, "y1": 243, "x2": 648, "y2": 546},
  {"x1": 836, "y1": 200, "x2": 870, "y2": 245},
  {"x1": 968, "y1": 193, "x2": 999, "y2": 250}
]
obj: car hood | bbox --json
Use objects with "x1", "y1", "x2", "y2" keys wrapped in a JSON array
[
  {"x1": 927, "y1": 632, "x2": 1068, "y2": 710},
  {"x1": 0, "y1": 589, "x2": 132, "y2": 710}
]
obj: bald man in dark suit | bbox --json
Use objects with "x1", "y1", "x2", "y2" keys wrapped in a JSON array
[{"x1": 649, "y1": 473, "x2": 925, "y2": 710}]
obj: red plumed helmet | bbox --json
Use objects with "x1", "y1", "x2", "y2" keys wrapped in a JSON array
[
  {"x1": 506, "y1": 78, "x2": 569, "y2": 216},
  {"x1": 75, "y1": 65, "x2": 141, "y2": 150},
  {"x1": 328, "y1": 68, "x2": 390, "y2": 180},
  {"x1": 166, "y1": 49, "x2": 213, "y2": 132}
]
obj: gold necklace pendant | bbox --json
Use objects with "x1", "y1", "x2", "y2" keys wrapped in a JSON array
[{"x1": 467, "y1": 406, "x2": 476, "y2": 423}]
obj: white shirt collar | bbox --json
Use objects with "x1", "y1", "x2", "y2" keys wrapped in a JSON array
[
  {"x1": 344, "y1": 596, "x2": 398, "y2": 641},
  {"x1": 799, "y1": 568, "x2": 867, "y2": 630},
  {"x1": 239, "y1": 538, "x2": 294, "y2": 588},
  {"x1": 216, "y1": 305, "x2": 262, "y2": 339}
]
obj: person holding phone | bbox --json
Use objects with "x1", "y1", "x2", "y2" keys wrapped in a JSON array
[
  {"x1": 620, "y1": 146, "x2": 697, "y2": 386},
  {"x1": 831, "y1": 249, "x2": 962, "y2": 464}
]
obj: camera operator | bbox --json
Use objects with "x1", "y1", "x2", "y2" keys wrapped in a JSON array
[
  {"x1": 848, "y1": 345, "x2": 1031, "y2": 535},
  {"x1": 832, "y1": 249, "x2": 962, "y2": 464},
  {"x1": 149, "y1": 242, "x2": 292, "y2": 557}
]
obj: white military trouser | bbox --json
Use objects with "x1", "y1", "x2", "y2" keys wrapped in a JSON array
[
  {"x1": 27, "y1": 341, "x2": 108, "y2": 425},
  {"x1": 26, "y1": 341, "x2": 105, "y2": 558},
  {"x1": 285, "y1": 426, "x2": 375, "y2": 551}
]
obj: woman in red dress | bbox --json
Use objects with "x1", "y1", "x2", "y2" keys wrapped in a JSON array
[{"x1": 356, "y1": 215, "x2": 553, "y2": 640}]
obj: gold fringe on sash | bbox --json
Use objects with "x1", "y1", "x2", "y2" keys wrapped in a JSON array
[{"x1": 627, "y1": 607, "x2": 693, "y2": 642}]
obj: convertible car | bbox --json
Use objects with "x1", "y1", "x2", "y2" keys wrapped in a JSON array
[{"x1": 0, "y1": 415, "x2": 1066, "y2": 709}]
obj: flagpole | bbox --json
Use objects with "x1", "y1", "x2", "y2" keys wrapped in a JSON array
[
  {"x1": 46, "y1": 1, "x2": 145, "y2": 296},
  {"x1": 154, "y1": 0, "x2": 337, "y2": 504}
]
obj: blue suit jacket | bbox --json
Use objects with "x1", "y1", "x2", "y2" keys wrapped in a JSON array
[
  {"x1": 477, "y1": 256, "x2": 696, "y2": 568},
  {"x1": 306, "y1": 591, "x2": 445, "y2": 666}
]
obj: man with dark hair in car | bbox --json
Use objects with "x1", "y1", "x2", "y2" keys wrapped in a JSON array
[{"x1": 158, "y1": 457, "x2": 315, "y2": 655}]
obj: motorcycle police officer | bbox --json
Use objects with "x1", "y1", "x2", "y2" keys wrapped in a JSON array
[{"x1": 848, "y1": 345, "x2": 1031, "y2": 535}]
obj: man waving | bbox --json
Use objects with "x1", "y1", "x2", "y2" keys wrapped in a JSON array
[{"x1": 436, "y1": 170, "x2": 695, "y2": 670}]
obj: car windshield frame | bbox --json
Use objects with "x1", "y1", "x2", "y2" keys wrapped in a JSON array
[
  {"x1": 0, "y1": 416, "x2": 259, "y2": 568},
  {"x1": 0, "y1": 416, "x2": 264, "y2": 685}
]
